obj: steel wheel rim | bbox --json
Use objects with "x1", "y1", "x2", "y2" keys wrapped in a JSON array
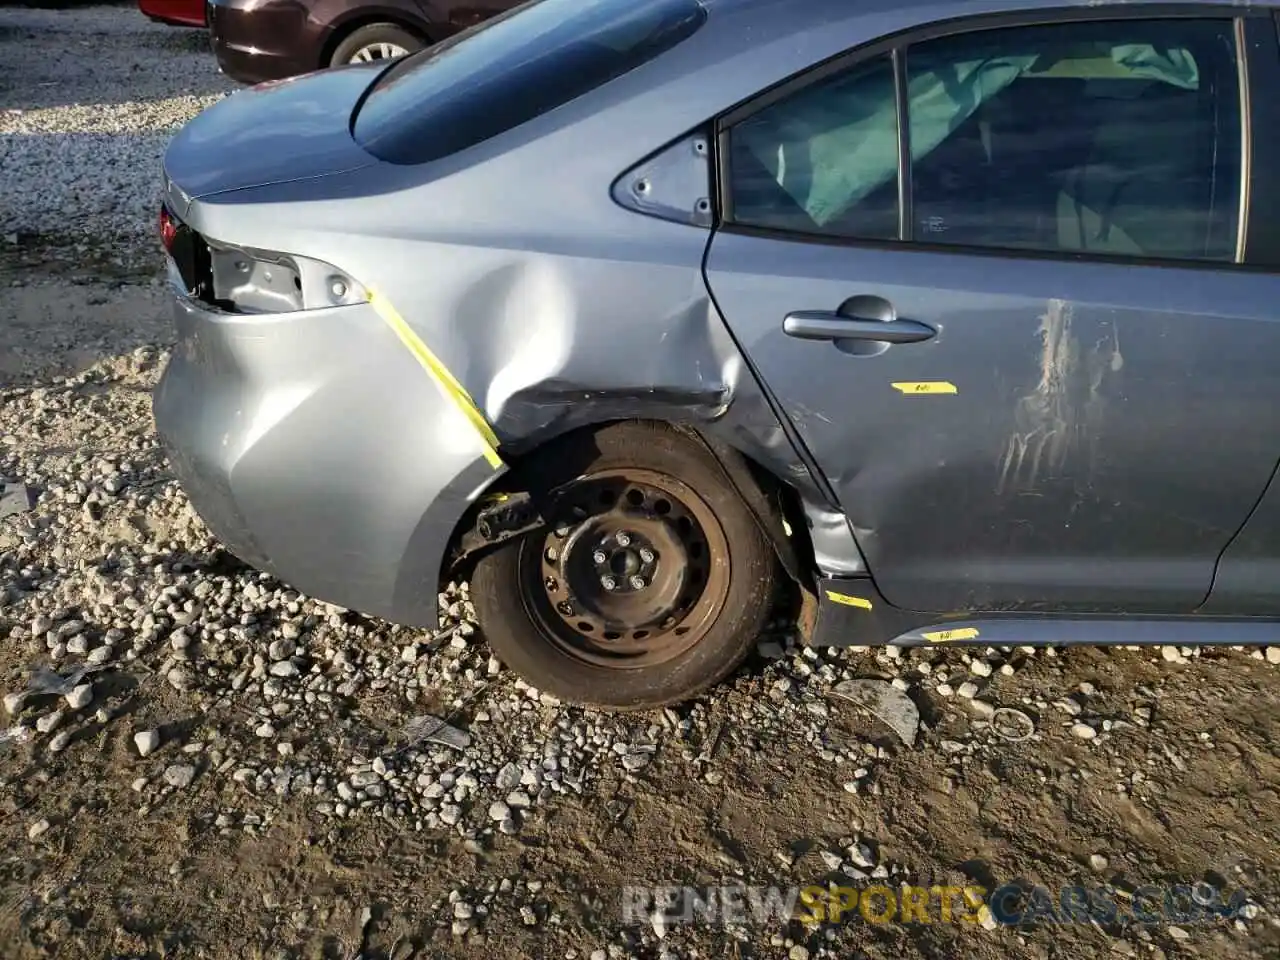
[
  {"x1": 517, "y1": 468, "x2": 731, "y2": 670},
  {"x1": 350, "y1": 42, "x2": 408, "y2": 63}
]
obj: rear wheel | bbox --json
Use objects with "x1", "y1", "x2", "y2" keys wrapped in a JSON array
[
  {"x1": 470, "y1": 422, "x2": 778, "y2": 710},
  {"x1": 330, "y1": 24, "x2": 421, "y2": 68}
]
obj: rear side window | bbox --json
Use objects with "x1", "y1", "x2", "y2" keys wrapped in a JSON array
[
  {"x1": 725, "y1": 17, "x2": 1242, "y2": 264},
  {"x1": 353, "y1": 0, "x2": 707, "y2": 165}
]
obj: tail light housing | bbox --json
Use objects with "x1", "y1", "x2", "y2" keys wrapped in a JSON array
[
  {"x1": 159, "y1": 200, "x2": 365, "y2": 313},
  {"x1": 205, "y1": 245, "x2": 369, "y2": 313},
  {"x1": 159, "y1": 202, "x2": 212, "y2": 301},
  {"x1": 159, "y1": 204, "x2": 178, "y2": 252},
  {"x1": 159, "y1": 198, "x2": 365, "y2": 313}
]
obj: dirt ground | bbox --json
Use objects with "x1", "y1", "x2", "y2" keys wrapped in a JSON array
[{"x1": 2, "y1": 241, "x2": 1280, "y2": 960}]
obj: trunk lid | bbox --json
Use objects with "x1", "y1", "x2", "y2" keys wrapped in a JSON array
[{"x1": 164, "y1": 63, "x2": 382, "y2": 200}]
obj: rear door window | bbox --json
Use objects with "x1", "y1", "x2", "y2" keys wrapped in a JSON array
[
  {"x1": 723, "y1": 17, "x2": 1243, "y2": 264},
  {"x1": 352, "y1": 0, "x2": 707, "y2": 165},
  {"x1": 905, "y1": 19, "x2": 1241, "y2": 260}
]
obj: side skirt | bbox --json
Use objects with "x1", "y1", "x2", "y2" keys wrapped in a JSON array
[{"x1": 809, "y1": 577, "x2": 1280, "y2": 649}]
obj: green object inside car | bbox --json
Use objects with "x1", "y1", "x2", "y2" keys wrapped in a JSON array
[{"x1": 740, "y1": 41, "x2": 1209, "y2": 242}]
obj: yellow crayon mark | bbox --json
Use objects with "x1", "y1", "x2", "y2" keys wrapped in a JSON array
[
  {"x1": 368, "y1": 287, "x2": 503, "y2": 469},
  {"x1": 921, "y1": 627, "x2": 980, "y2": 643},
  {"x1": 892, "y1": 381, "x2": 958, "y2": 395},
  {"x1": 826, "y1": 591, "x2": 873, "y2": 610}
]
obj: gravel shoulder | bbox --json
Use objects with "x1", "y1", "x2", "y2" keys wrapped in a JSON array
[
  {"x1": 0, "y1": 5, "x2": 235, "y2": 248},
  {"x1": 4, "y1": 9, "x2": 1280, "y2": 960}
]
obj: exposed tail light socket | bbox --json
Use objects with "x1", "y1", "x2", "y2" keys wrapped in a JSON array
[{"x1": 159, "y1": 204, "x2": 178, "y2": 253}]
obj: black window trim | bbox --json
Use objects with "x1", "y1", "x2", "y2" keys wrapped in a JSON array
[
  {"x1": 891, "y1": 46, "x2": 913, "y2": 241},
  {"x1": 712, "y1": 4, "x2": 1278, "y2": 273}
]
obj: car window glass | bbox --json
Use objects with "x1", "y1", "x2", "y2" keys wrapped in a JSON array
[
  {"x1": 725, "y1": 18, "x2": 1241, "y2": 263},
  {"x1": 728, "y1": 54, "x2": 900, "y2": 239},
  {"x1": 353, "y1": 0, "x2": 707, "y2": 166},
  {"x1": 907, "y1": 20, "x2": 1240, "y2": 260}
]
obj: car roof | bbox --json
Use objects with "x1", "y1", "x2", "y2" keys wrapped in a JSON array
[
  {"x1": 261, "y1": 0, "x2": 1268, "y2": 243},
  {"x1": 692, "y1": 0, "x2": 1265, "y2": 54}
]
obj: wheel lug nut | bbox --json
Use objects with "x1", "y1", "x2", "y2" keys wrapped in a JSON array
[
  {"x1": 638, "y1": 547, "x2": 655, "y2": 563},
  {"x1": 615, "y1": 532, "x2": 631, "y2": 547},
  {"x1": 592, "y1": 550, "x2": 608, "y2": 565},
  {"x1": 629, "y1": 575, "x2": 646, "y2": 590},
  {"x1": 601, "y1": 575, "x2": 617, "y2": 591}
]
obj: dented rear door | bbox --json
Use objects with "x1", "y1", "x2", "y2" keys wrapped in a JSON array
[{"x1": 703, "y1": 240, "x2": 1280, "y2": 615}]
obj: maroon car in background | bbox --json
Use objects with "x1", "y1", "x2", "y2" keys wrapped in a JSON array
[
  {"x1": 206, "y1": 0, "x2": 523, "y2": 86},
  {"x1": 138, "y1": 0, "x2": 206, "y2": 27}
]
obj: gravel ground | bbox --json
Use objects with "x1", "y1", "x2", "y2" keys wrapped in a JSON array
[
  {"x1": 0, "y1": 4, "x2": 235, "y2": 248},
  {"x1": 4, "y1": 9, "x2": 1280, "y2": 960}
]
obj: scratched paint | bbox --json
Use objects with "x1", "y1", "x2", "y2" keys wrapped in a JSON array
[
  {"x1": 997, "y1": 300, "x2": 1124, "y2": 496},
  {"x1": 999, "y1": 299, "x2": 1079, "y2": 494}
]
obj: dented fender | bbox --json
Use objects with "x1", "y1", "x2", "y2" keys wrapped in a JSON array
[{"x1": 353, "y1": 247, "x2": 864, "y2": 591}]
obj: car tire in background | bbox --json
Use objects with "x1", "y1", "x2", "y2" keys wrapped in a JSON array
[
  {"x1": 329, "y1": 23, "x2": 421, "y2": 68},
  {"x1": 470, "y1": 421, "x2": 779, "y2": 711}
]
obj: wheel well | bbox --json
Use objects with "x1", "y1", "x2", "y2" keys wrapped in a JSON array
[
  {"x1": 442, "y1": 418, "x2": 820, "y2": 594},
  {"x1": 319, "y1": 15, "x2": 430, "y2": 69}
]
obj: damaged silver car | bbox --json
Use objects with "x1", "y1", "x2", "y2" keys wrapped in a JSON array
[{"x1": 154, "y1": 0, "x2": 1280, "y2": 710}]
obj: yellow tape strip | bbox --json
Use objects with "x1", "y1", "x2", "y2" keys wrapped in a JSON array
[
  {"x1": 892, "y1": 381, "x2": 958, "y2": 395},
  {"x1": 367, "y1": 288, "x2": 502, "y2": 469},
  {"x1": 826, "y1": 591, "x2": 873, "y2": 610},
  {"x1": 921, "y1": 627, "x2": 980, "y2": 643}
]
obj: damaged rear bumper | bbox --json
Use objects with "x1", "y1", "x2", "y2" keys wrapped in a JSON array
[{"x1": 152, "y1": 292, "x2": 504, "y2": 629}]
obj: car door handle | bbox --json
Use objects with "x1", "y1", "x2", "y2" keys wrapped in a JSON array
[{"x1": 782, "y1": 311, "x2": 937, "y2": 344}]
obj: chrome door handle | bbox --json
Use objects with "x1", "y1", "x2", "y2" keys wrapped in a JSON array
[{"x1": 783, "y1": 311, "x2": 937, "y2": 344}]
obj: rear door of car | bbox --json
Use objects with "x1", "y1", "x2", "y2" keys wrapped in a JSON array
[{"x1": 704, "y1": 6, "x2": 1280, "y2": 616}]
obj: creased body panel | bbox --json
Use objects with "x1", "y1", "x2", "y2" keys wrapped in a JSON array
[
  {"x1": 180, "y1": 163, "x2": 838, "y2": 507},
  {"x1": 153, "y1": 295, "x2": 502, "y2": 629}
]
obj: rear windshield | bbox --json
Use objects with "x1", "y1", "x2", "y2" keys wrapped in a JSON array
[{"x1": 352, "y1": 0, "x2": 708, "y2": 165}]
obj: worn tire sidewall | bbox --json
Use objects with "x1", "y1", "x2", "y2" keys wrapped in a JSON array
[{"x1": 471, "y1": 423, "x2": 776, "y2": 710}]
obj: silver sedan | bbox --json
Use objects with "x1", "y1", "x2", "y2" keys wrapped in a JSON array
[{"x1": 154, "y1": 0, "x2": 1280, "y2": 709}]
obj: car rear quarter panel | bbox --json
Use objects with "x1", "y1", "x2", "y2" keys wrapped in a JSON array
[{"x1": 154, "y1": 289, "x2": 505, "y2": 627}]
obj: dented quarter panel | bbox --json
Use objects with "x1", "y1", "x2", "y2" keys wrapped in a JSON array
[
  {"x1": 169, "y1": 15, "x2": 871, "y2": 506},
  {"x1": 165, "y1": 28, "x2": 859, "y2": 611},
  {"x1": 152, "y1": 294, "x2": 505, "y2": 630},
  {"x1": 704, "y1": 236, "x2": 1280, "y2": 615}
]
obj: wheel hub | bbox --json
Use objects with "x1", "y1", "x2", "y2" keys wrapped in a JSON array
[
  {"x1": 590, "y1": 529, "x2": 659, "y2": 593},
  {"x1": 522, "y1": 468, "x2": 729, "y2": 668}
]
